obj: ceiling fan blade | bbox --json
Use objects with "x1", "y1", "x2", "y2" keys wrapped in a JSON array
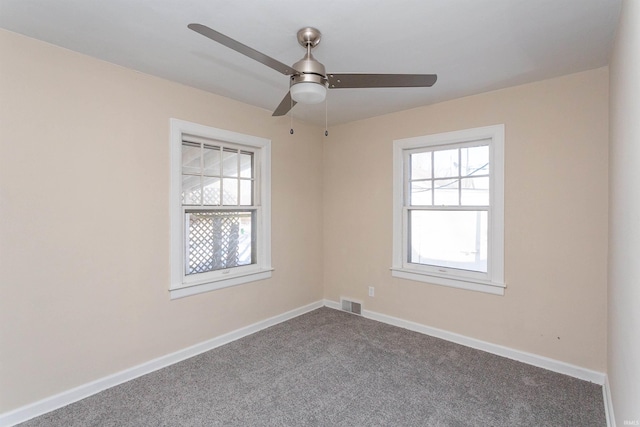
[
  {"x1": 327, "y1": 74, "x2": 437, "y2": 89},
  {"x1": 188, "y1": 23, "x2": 296, "y2": 76},
  {"x1": 272, "y1": 91, "x2": 297, "y2": 116}
]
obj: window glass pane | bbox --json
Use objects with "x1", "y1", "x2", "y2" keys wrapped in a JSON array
[
  {"x1": 202, "y1": 177, "x2": 221, "y2": 206},
  {"x1": 461, "y1": 177, "x2": 489, "y2": 206},
  {"x1": 223, "y1": 149, "x2": 238, "y2": 177},
  {"x1": 239, "y1": 179, "x2": 252, "y2": 206},
  {"x1": 410, "y1": 181, "x2": 432, "y2": 206},
  {"x1": 434, "y1": 179, "x2": 459, "y2": 205},
  {"x1": 182, "y1": 175, "x2": 201, "y2": 205},
  {"x1": 182, "y1": 143, "x2": 201, "y2": 175},
  {"x1": 240, "y1": 152, "x2": 253, "y2": 178},
  {"x1": 237, "y1": 213, "x2": 254, "y2": 266},
  {"x1": 409, "y1": 210, "x2": 487, "y2": 272},
  {"x1": 203, "y1": 145, "x2": 221, "y2": 176},
  {"x1": 185, "y1": 210, "x2": 254, "y2": 275},
  {"x1": 410, "y1": 152, "x2": 432, "y2": 180},
  {"x1": 222, "y1": 178, "x2": 238, "y2": 205},
  {"x1": 433, "y1": 149, "x2": 459, "y2": 178},
  {"x1": 461, "y1": 145, "x2": 489, "y2": 177}
]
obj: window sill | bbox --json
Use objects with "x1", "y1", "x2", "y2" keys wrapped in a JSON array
[
  {"x1": 390, "y1": 267, "x2": 505, "y2": 295},
  {"x1": 170, "y1": 267, "x2": 273, "y2": 299}
]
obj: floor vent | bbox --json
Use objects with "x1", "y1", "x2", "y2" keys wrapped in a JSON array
[{"x1": 341, "y1": 299, "x2": 362, "y2": 315}]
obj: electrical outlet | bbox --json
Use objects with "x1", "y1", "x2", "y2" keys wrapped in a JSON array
[{"x1": 368, "y1": 286, "x2": 375, "y2": 297}]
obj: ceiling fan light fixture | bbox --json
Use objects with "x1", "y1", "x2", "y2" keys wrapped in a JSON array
[{"x1": 290, "y1": 81, "x2": 326, "y2": 104}]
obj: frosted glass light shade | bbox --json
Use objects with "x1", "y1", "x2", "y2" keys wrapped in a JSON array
[{"x1": 290, "y1": 82, "x2": 327, "y2": 104}]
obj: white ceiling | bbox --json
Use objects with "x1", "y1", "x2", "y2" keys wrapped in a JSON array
[{"x1": 0, "y1": 0, "x2": 621, "y2": 126}]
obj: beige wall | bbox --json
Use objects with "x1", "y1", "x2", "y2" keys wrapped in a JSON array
[
  {"x1": 609, "y1": 0, "x2": 640, "y2": 423},
  {"x1": 0, "y1": 29, "x2": 324, "y2": 412},
  {"x1": 323, "y1": 67, "x2": 608, "y2": 371}
]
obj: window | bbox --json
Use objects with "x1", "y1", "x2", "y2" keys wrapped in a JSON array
[
  {"x1": 392, "y1": 125, "x2": 505, "y2": 295},
  {"x1": 170, "y1": 119, "x2": 272, "y2": 299}
]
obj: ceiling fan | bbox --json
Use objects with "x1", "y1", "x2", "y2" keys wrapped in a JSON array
[{"x1": 188, "y1": 24, "x2": 438, "y2": 117}]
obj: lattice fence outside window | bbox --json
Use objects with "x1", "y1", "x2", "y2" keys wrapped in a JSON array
[{"x1": 185, "y1": 211, "x2": 253, "y2": 275}]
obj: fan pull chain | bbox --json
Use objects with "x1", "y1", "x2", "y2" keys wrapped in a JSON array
[
  {"x1": 324, "y1": 96, "x2": 329, "y2": 137},
  {"x1": 289, "y1": 96, "x2": 294, "y2": 135}
]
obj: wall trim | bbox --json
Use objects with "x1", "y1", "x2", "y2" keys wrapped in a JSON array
[
  {"x1": 0, "y1": 300, "x2": 324, "y2": 427},
  {"x1": 603, "y1": 375, "x2": 616, "y2": 427},
  {"x1": 323, "y1": 299, "x2": 606, "y2": 385}
]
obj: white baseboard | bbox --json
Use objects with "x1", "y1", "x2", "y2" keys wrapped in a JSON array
[
  {"x1": 1, "y1": 300, "x2": 608, "y2": 427},
  {"x1": 0, "y1": 300, "x2": 324, "y2": 427},
  {"x1": 603, "y1": 375, "x2": 616, "y2": 427},
  {"x1": 324, "y1": 299, "x2": 606, "y2": 385}
]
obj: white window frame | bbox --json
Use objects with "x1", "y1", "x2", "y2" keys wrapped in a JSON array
[
  {"x1": 391, "y1": 124, "x2": 505, "y2": 295},
  {"x1": 170, "y1": 119, "x2": 272, "y2": 299}
]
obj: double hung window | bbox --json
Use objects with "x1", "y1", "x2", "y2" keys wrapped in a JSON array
[
  {"x1": 170, "y1": 119, "x2": 272, "y2": 299},
  {"x1": 392, "y1": 125, "x2": 505, "y2": 295}
]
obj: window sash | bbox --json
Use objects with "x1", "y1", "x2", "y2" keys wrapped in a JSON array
[
  {"x1": 404, "y1": 207, "x2": 490, "y2": 278},
  {"x1": 402, "y1": 141, "x2": 492, "y2": 278},
  {"x1": 180, "y1": 205, "x2": 265, "y2": 288},
  {"x1": 405, "y1": 141, "x2": 490, "y2": 208},
  {"x1": 181, "y1": 141, "x2": 257, "y2": 207},
  {"x1": 180, "y1": 138, "x2": 260, "y2": 283}
]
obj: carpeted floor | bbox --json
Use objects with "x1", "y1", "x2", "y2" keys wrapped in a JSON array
[{"x1": 20, "y1": 307, "x2": 605, "y2": 426}]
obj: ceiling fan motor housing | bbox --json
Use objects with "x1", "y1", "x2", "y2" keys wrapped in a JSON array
[
  {"x1": 291, "y1": 54, "x2": 327, "y2": 85},
  {"x1": 290, "y1": 27, "x2": 328, "y2": 103}
]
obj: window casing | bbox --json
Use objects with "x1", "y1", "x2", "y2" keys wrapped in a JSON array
[
  {"x1": 170, "y1": 119, "x2": 272, "y2": 299},
  {"x1": 392, "y1": 125, "x2": 505, "y2": 295}
]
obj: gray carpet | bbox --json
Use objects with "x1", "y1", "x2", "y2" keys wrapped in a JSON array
[{"x1": 20, "y1": 307, "x2": 605, "y2": 426}]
